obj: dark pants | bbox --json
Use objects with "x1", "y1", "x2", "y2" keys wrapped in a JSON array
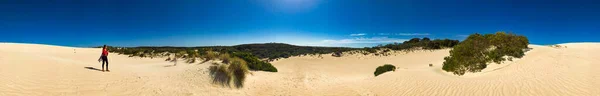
[{"x1": 101, "y1": 56, "x2": 109, "y2": 70}]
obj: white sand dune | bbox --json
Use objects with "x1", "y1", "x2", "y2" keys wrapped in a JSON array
[{"x1": 1, "y1": 42, "x2": 599, "y2": 95}]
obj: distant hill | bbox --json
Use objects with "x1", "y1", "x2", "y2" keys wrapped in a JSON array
[
  {"x1": 232, "y1": 43, "x2": 358, "y2": 60},
  {"x1": 107, "y1": 38, "x2": 459, "y2": 61}
]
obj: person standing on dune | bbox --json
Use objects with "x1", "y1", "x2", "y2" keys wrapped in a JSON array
[{"x1": 98, "y1": 45, "x2": 110, "y2": 72}]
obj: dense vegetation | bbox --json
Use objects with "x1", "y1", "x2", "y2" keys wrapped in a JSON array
[
  {"x1": 105, "y1": 38, "x2": 459, "y2": 73},
  {"x1": 106, "y1": 38, "x2": 459, "y2": 62},
  {"x1": 103, "y1": 37, "x2": 461, "y2": 87},
  {"x1": 107, "y1": 46, "x2": 278, "y2": 72},
  {"x1": 230, "y1": 52, "x2": 278, "y2": 72},
  {"x1": 374, "y1": 64, "x2": 396, "y2": 76},
  {"x1": 233, "y1": 43, "x2": 358, "y2": 60},
  {"x1": 230, "y1": 39, "x2": 459, "y2": 60},
  {"x1": 373, "y1": 38, "x2": 459, "y2": 50},
  {"x1": 442, "y1": 32, "x2": 529, "y2": 75}
]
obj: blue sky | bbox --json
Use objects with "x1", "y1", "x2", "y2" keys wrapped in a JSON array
[{"x1": 1, "y1": 0, "x2": 599, "y2": 48}]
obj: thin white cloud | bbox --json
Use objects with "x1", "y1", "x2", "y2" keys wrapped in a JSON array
[
  {"x1": 397, "y1": 33, "x2": 430, "y2": 36},
  {"x1": 350, "y1": 33, "x2": 367, "y2": 36},
  {"x1": 320, "y1": 37, "x2": 408, "y2": 44},
  {"x1": 378, "y1": 33, "x2": 431, "y2": 36}
]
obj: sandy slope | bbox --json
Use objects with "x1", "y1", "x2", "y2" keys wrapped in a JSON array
[
  {"x1": 1, "y1": 43, "x2": 599, "y2": 96},
  {"x1": 0, "y1": 43, "x2": 243, "y2": 96}
]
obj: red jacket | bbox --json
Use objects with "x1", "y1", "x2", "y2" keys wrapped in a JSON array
[{"x1": 102, "y1": 48, "x2": 109, "y2": 56}]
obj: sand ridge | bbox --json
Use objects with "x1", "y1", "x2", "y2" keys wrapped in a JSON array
[{"x1": 0, "y1": 42, "x2": 599, "y2": 95}]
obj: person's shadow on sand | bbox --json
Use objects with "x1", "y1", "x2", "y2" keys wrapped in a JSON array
[{"x1": 84, "y1": 67, "x2": 103, "y2": 72}]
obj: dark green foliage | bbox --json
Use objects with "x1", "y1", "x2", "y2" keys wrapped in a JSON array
[
  {"x1": 363, "y1": 47, "x2": 377, "y2": 53},
  {"x1": 375, "y1": 38, "x2": 459, "y2": 50},
  {"x1": 331, "y1": 51, "x2": 342, "y2": 57},
  {"x1": 422, "y1": 37, "x2": 431, "y2": 42},
  {"x1": 442, "y1": 32, "x2": 529, "y2": 75},
  {"x1": 405, "y1": 38, "x2": 421, "y2": 43},
  {"x1": 107, "y1": 46, "x2": 277, "y2": 72},
  {"x1": 231, "y1": 52, "x2": 278, "y2": 72},
  {"x1": 374, "y1": 64, "x2": 396, "y2": 76},
  {"x1": 233, "y1": 43, "x2": 358, "y2": 60},
  {"x1": 107, "y1": 40, "x2": 459, "y2": 62},
  {"x1": 106, "y1": 39, "x2": 459, "y2": 73}
]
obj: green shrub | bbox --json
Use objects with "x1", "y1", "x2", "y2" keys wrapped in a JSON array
[
  {"x1": 376, "y1": 38, "x2": 459, "y2": 50},
  {"x1": 374, "y1": 64, "x2": 396, "y2": 76},
  {"x1": 231, "y1": 52, "x2": 278, "y2": 72},
  {"x1": 363, "y1": 47, "x2": 377, "y2": 53},
  {"x1": 442, "y1": 32, "x2": 529, "y2": 75}
]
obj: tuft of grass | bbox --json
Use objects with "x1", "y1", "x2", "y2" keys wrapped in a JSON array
[
  {"x1": 209, "y1": 64, "x2": 231, "y2": 86},
  {"x1": 203, "y1": 51, "x2": 218, "y2": 61},
  {"x1": 209, "y1": 57, "x2": 250, "y2": 88},
  {"x1": 229, "y1": 57, "x2": 249, "y2": 88},
  {"x1": 374, "y1": 64, "x2": 396, "y2": 76},
  {"x1": 219, "y1": 53, "x2": 231, "y2": 64}
]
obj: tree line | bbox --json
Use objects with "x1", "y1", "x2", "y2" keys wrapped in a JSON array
[{"x1": 104, "y1": 38, "x2": 461, "y2": 73}]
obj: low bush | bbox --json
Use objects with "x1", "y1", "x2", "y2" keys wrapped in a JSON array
[
  {"x1": 442, "y1": 32, "x2": 529, "y2": 75},
  {"x1": 374, "y1": 38, "x2": 459, "y2": 50},
  {"x1": 331, "y1": 51, "x2": 342, "y2": 57},
  {"x1": 374, "y1": 64, "x2": 396, "y2": 76},
  {"x1": 231, "y1": 52, "x2": 278, "y2": 72}
]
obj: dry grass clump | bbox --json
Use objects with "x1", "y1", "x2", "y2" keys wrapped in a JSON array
[
  {"x1": 209, "y1": 64, "x2": 231, "y2": 86},
  {"x1": 229, "y1": 58, "x2": 249, "y2": 88},
  {"x1": 203, "y1": 51, "x2": 218, "y2": 61},
  {"x1": 550, "y1": 45, "x2": 567, "y2": 48},
  {"x1": 209, "y1": 56, "x2": 249, "y2": 88},
  {"x1": 219, "y1": 53, "x2": 231, "y2": 64}
]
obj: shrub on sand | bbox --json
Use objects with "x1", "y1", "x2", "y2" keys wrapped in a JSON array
[
  {"x1": 209, "y1": 57, "x2": 250, "y2": 88},
  {"x1": 203, "y1": 51, "x2": 218, "y2": 61},
  {"x1": 442, "y1": 32, "x2": 529, "y2": 75},
  {"x1": 374, "y1": 64, "x2": 396, "y2": 76},
  {"x1": 209, "y1": 64, "x2": 231, "y2": 86},
  {"x1": 231, "y1": 52, "x2": 278, "y2": 72},
  {"x1": 229, "y1": 58, "x2": 249, "y2": 88},
  {"x1": 219, "y1": 53, "x2": 232, "y2": 64}
]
